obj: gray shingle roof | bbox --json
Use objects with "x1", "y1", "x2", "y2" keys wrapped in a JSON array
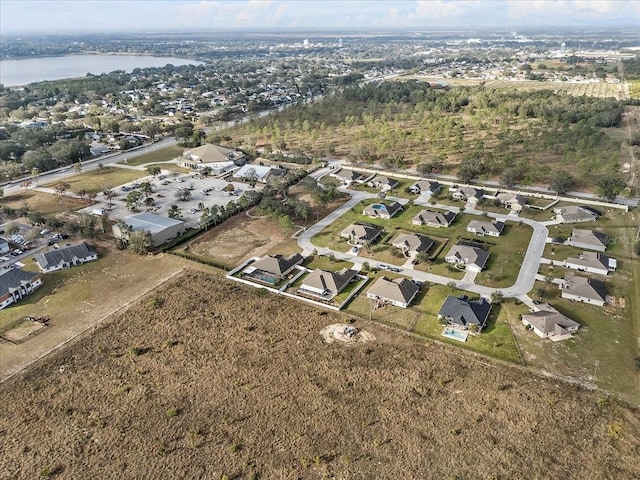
[
  {"x1": 367, "y1": 276, "x2": 419, "y2": 305},
  {"x1": 33, "y1": 242, "x2": 97, "y2": 269},
  {"x1": 302, "y1": 268, "x2": 357, "y2": 295},
  {"x1": 438, "y1": 295, "x2": 492, "y2": 327},
  {"x1": 252, "y1": 253, "x2": 303, "y2": 276},
  {"x1": 0, "y1": 269, "x2": 40, "y2": 296}
]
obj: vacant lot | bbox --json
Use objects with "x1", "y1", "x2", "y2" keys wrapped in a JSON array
[
  {"x1": 43, "y1": 167, "x2": 146, "y2": 194},
  {"x1": 184, "y1": 214, "x2": 301, "y2": 268},
  {"x1": 1, "y1": 271, "x2": 638, "y2": 479},
  {"x1": 123, "y1": 145, "x2": 184, "y2": 166},
  {"x1": 1, "y1": 189, "x2": 91, "y2": 215},
  {"x1": 0, "y1": 244, "x2": 187, "y2": 381}
]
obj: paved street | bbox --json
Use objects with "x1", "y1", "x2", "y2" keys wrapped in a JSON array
[{"x1": 297, "y1": 185, "x2": 551, "y2": 301}]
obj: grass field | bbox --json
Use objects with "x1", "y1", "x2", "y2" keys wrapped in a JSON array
[
  {"x1": 43, "y1": 167, "x2": 146, "y2": 194},
  {"x1": 122, "y1": 145, "x2": 184, "y2": 166},
  {"x1": 2, "y1": 271, "x2": 638, "y2": 479},
  {"x1": 1, "y1": 189, "x2": 91, "y2": 215}
]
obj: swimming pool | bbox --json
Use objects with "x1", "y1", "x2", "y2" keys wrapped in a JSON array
[{"x1": 442, "y1": 327, "x2": 468, "y2": 342}]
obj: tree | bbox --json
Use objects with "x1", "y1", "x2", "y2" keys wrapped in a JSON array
[
  {"x1": 54, "y1": 181, "x2": 70, "y2": 196},
  {"x1": 597, "y1": 175, "x2": 626, "y2": 201},
  {"x1": 4, "y1": 222, "x2": 18, "y2": 236},
  {"x1": 103, "y1": 188, "x2": 115, "y2": 206},
  {"x1": 0, "y1": 187, "x2": 3, "y2": 200},
  {"x1": 278, "y1": 214, "x2": 294, "y2": 233},
  {"x1": 202, "y1": 166, "x2": 212, "y2": 177},
  {"x1": 23, "y1": 149, "x2": 55, "y2": 173},
  {"x1": 168, "y1": 204, "x2": 182, "y2": 219},
  {"x1": 175, "y1": 188, "x2": 192, "y2": 202},
  {"x1": 500, "y1": 168, "x2": 518, "y2": 188},
  {"x1": 245, "y1": 167, "x2": 259, "y2": 188},
  {"x1": 490, "y1": 290, "x2": 504, "y2": 304},
  {"x1": 126, "y1": 190, "x2": 143, "y2": 211},
  {"x1": 73, "y1": 161, "x2": 83, "y2": 173},
  {"x1": 414, "y1": 251, "x2": 430, "y2": 265},
  {"x1": 146, "y1": 165, "x2": 161, "y2": 177},
  {"x1": 139, "y1": 181, "x2": 153, "y2": 198},
  {"x1": 128, "y1": 230, "x2": 153, "y2": 255},
  {"x1": 549, "y1": 171, "x2": 575, "y2": 195}
]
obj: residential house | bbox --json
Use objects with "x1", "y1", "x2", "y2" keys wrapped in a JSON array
[
  {"x1": 299, "y1": 268, "x2": 357, "y2": 299},
  {"x1": 340, "y1": 224, "x2": 382, "y2": 245},
  {"x1": 409, "y1": 180, "x2": 441, "y2": 196},
  {"x1": 366, "y1": 276, "x2": 420, "y2": 308},
  {"x1": 367, "y1": 176, "x2": 400, "y2": 191},
  {"x1": 496, "y1": 193, "x2": 527, "y2": 212},
  {"x1": 466, "y1": 220, "x2": 505, "y2": 237},
  {"x1": 444, "y1": 243, "x2": 490, "y2": 272},
  {"x1": 362, "y1": 201, "x2": 403, "y2": 219},
  {"x1": 0, "y1": 268, "x2": 42, "y2": 310},
  {"x1": 332, "y1": 169, "x2": 367, "y2": 185},
  {"x1": 567, "y1": 229, "x2": 608, "y2": 252},
  {"x1": 112, "y1": 213, "x2": 186, "y2": 247},
  {"x1": 437, "y1": 295, "x2": 492, "y2": 331},
  {"x1": 521, "y1": 303, "x2": 580, "y2": 340},
  {"x1": 251, "y1": 253, "x2": 304, "y2": 280},
  {"x1": 560, "y1": 274, "x2": 607, "y2": 306},
  {"x1": 564, "y1": 251, "x2": 616, "y2": 275},
  {"x1": 412, "y1": 209, "x2": 456, "y2": 228},
  {"x1": 181, "y1": 144, "x2": 246, "y2": 171},
  {"x1": 391, "y1": 232, "x2": 434, "y2": 256},
  {"x1": 0, "y1": 237, "x2": 9, "y2": 254},
  {"x1": 553, "y1": 206, "x2": 599, "y2": 224},
  {"x1": 452, "y1": 186, "x2": 484, "y2": 204},
  {"x1": 33, "y1": 242, "x2": 98, "y2": 273}
]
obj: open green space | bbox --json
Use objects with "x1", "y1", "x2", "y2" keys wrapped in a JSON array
[
  {"x1": 475, "y1": 222, "x2": 534, "y2": 288},
  {"x1": 44, "y1": 167, "x2": 146, "y2": 194},
  {"x1": 302, "y1": 255, "x2": 354, "y2": 271},
  {"x1": 122, "y1": 145, "x2": 184, "y2": 166}
]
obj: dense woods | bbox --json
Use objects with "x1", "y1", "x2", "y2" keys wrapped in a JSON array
[{"x1": 235, "y1": 81, "x2": 627, "y2": 189}]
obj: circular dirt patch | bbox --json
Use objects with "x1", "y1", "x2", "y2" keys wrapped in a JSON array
[{"x1": 320, "y1": 324, "x2": 375, "y2": 344}]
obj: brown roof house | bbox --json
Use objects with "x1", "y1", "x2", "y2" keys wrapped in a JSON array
[
  {"x1": 251, "y1": 253, "x2": 303, "y2": 280},
  {"x1": 299, "y1": 268, "x2": 357, "y2": 300},
  {"x1": 340, "y1": 224, "x2": 382, "y2": 245},
  {"x1": 521, "y1": 303, "x2": 580, "y2": 340},
  {"x1": 567, "y1": 229, "x2": 608, "y2": 252},
  {"x1": 412, "y1": 209, "x2": 456, "y2": 228},
  {"x1": 560, "y1": 274, "x2": 607, "y2": 306},
  {"x1": 496, "y1": 193, "x2": 527, "y2": 212},
  {"x1": 366, "y1": 276, "x2": 420, "y2": 308},
  {"x1": 362, "y1": 201, "x2": 403, "y2": 219}
]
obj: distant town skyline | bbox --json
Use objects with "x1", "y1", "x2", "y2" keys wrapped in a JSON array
[{"x1": 1, "y1": 0, "x2": 639, "y2": 35}]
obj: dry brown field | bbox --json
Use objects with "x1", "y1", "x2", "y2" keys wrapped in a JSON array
[{"x1": 1, "y1": 271, "x2": 639, "y2": 480}]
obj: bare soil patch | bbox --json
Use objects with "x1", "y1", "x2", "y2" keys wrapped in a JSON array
[
  {"x1": 0, "y1": 271, "x2": 638, "y2": 480},
  {"x1": 320, "y1": 324, "x2": 376, "y2": 344},
  {"x1": 185, "y1": 214, "x2": 298, "y2": 266}
]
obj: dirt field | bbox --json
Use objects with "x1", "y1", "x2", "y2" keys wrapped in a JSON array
[
  {"x1": 2, "y1": 189, "x2": 91, "y2": 215},
  {"x1": 185, "y1": 214, "x2": 300, "y2": 267},
  {"x1": 1, "y1": 270, "x2": 639, "y2": 479}
]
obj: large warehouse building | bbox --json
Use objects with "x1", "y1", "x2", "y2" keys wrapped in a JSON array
[{"x1": 112, "y1": 213, "x2": 186, "y2": 247}]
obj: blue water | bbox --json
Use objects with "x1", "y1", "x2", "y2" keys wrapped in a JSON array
[{"x1": 0, "y1": 55, "x2": 203, "y2": 87}]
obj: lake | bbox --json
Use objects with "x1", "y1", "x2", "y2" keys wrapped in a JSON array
[{"x1": 0, "y1": 55, "x2": 203, "y2": 87}]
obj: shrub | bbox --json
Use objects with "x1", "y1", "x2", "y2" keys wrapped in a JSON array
[{"x1": 165, "y1": 407, "x2": 181, "y2": 418}]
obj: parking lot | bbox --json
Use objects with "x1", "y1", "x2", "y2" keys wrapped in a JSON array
[{"x1": 80, "y1": 170, "x2": 259, "y2": 228}]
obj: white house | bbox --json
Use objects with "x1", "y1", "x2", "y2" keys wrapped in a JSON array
[
  {"x1": 452, "y1": 186, "x2": 484, "y2": 204},
  {"x1": 409, "y1": 180, "x2": 441, "y2": 196},
  {"x1": 564, "y1": 252, "x2": 616, "y2": 275},
  {"x1": 560, "y1": 274, "x2": 607, "y2": 306},
  {"x1": 521, "y1": 303, "x2": 580, "y2": 340},
  {"x1": 444, "y1": 243, "x2": 490, "y2": 272},
  {"x1": 466, "y1": 220, "x2": 505, "y2": 237},
  {"x1": 33, "y1": 242, "x2": 98, "y2": 273},
  {"x1": 0, "y1": 268, "x2": 43, "y2": 310}
]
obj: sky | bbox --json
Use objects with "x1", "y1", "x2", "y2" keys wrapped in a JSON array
[{"x1": 1, "y1": 0, "x2": 639, "y2": 35}]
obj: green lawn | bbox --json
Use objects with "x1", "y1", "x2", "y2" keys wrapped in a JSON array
[
  {"x1": 45, "y1": 167, "x2": 146, "y2": 194},
  {"x1": 123, "y1": 145, "x2": 184, "y2": 166},
  {"x1": 351, "y1": 178, "x2": 414, "y2": 199},
  {"x1": 303, "y1": 255, "x2": 354, "y2": 271},
  {"x1": 475, "y1": 222, "x2": 534, "y2": 288}
]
